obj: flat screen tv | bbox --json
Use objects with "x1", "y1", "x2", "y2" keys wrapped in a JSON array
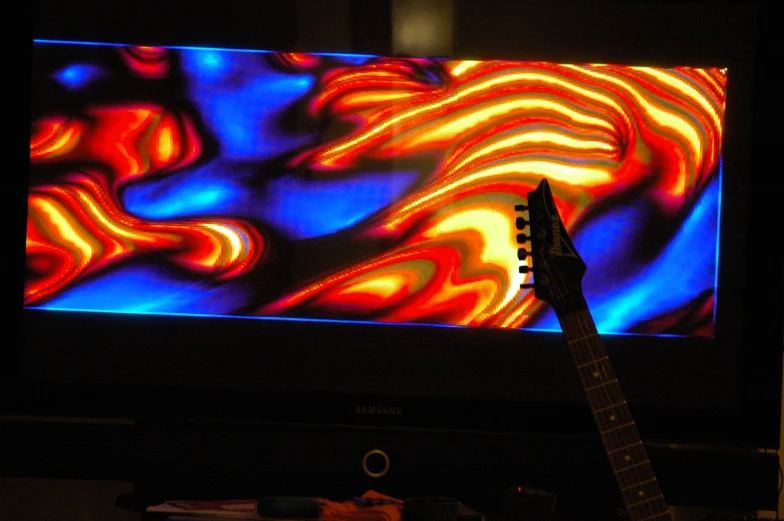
[{"x1": 10, "y1": 0, "x2": 782, "y2": 511}]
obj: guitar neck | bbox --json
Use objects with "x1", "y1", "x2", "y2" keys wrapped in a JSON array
[{"x1": 556, "y1": 297, "x2": 672, "y2": 521}]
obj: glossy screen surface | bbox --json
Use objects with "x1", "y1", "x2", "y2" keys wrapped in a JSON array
[{"x1": 27, "y1": 41, "x2": 726, "y2": 337}]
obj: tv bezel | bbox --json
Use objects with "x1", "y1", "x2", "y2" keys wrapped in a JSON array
[{"x1": 10, "y1": 0, "x2": 782, "y2": 454}]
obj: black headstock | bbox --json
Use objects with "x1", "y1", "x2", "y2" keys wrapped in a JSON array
[{"x1": 516, "y1": 178, "x2": 587, "y2": 314}]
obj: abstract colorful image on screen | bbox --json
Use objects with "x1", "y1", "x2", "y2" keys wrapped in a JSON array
[{"x1": 26, "y1": 41, "x2": 726, "y2": 337}]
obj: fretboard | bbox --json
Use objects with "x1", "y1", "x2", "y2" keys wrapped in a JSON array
[{"x1": 556, "y1": 298, "x2": 672, "y2": 521}]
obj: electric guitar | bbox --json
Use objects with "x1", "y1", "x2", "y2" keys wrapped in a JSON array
[{"x1": 517, "y1": 179, "x2": 673, "y2": 521}]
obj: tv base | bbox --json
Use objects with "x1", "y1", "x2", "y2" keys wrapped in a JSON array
[{"x1": 130, "y1": 418, "x2": 779, "y2": 520}]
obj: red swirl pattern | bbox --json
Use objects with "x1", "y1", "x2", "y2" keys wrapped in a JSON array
[
  {"x1": 119, "y1": 46, "x2": 171, "y2": 78},
  {"x1": 26, "y1": 172, "x2": 263, "y2": 305},
  {"x1": 31, "y1": 105, "x2": 202, "y2": 189},
  {"x1": 273, "y1": 52, "x2": 321, "y2": 70},
  {"x1": 27, "y1": 105, "x2": 263, "y2": 305},
  {"x1": 264, "y1": 60, "x2": 725, "y2": 328}
]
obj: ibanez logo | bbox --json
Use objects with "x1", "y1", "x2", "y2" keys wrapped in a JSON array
[
  {"x1": 548, "y1": 214, "x2": 563, "y2": 256},
  {"x1": 355, "y1": 406, "x2": 403, "y2": 416}
]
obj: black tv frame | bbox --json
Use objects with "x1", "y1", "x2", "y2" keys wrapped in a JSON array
[{"x1": 7, "y1": 0, "x2": 783, "y2": 512}]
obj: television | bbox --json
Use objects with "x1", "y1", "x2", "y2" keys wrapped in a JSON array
[{"x1": 10, "y1": 0, "x2": 782, "y2": 516}]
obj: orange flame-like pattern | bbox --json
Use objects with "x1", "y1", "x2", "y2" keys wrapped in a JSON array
[
  {"x1": 30, "y1": 105, "x2": 202, "y2": 189},
  {"x1": 120, "y1": 46, "x2": 171, "y2": 78},
  {"x1": 26, "y1": 172, "x2": 263, "y2": 305},
  {"x1": 264, "y1": 60, "x2": 725, "y2": 328},
  {"x1": 27, "y1": 99, "x2": 264, "y2": 305}
]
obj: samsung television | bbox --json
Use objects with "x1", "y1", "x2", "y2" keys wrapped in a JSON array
[{"x1": 11, "y1": 0, "x2": 782, "y2": 515}]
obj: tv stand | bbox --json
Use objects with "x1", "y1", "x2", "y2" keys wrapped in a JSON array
[{"x1": 130, "y1": 418, "x2": 779, "y2": 520}]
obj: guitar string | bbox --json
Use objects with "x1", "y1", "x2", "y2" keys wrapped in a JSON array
[
  {"x1": 572, "y1": 299, "x2": 667, "y2": 520},
  {"x1": 521, "y1": 191, "x2": 668, "y2": 520},
  {"x1": 548, "y1": 249, "x2": 666, "y2": 521},
  {"x1": 560, "y1": 291, "x2": 661, "y2": 520},
  {"x1": 575, "y1": 311, "x2": 663, "y2": 520}
]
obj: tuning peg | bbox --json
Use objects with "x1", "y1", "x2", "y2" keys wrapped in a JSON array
[
  {"x1": 516, "y1": 233, "x2": 530, "y2": 243},
  {"x1": 514, "y1": 204, "x2": 528, "y2": 212},
  {"x1": 515, "y1": 217, "x2": 528, "y2": 230},
  {"x1": 519, "y1": 265, "x2": 532, "y2": 273},
  {"x1": 517, "y1": 248, "x2": 530, "y2": 260},
  {"x1": 520, "y1": 283, "x2": 535, "y2": 289}
]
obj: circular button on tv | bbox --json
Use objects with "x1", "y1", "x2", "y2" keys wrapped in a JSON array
[{"x1": 362, "y1": 449, "x2": 390, "y2": 478}]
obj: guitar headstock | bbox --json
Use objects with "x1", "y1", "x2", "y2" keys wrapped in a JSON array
[{"x1": 516, "y1": 178, "x2": 587, "y2": 314}]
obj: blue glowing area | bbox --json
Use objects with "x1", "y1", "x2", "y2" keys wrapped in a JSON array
[
  {"x1": 258, "y1": 170, "x2": 419, "y2": 239},
  {"x1": 122, "y1": 160, "x2": 419, "y2": 240},
  {"x1": 24, "y1": 306, "x2": 684, "y2": 337},
  {"x1": 121, "y1": 162, "x2": 249, "y2": 220},
  {"x1": 331, "y1": 54, "x2": 374, "y2": 65},
  {"x1": 565, "y1": 200, "x2": 652, "y2": 293},
  {"x1": 712, "y1": 160, "x2": 723, "y2": 326},
  {"x1": 53, "y1": 63, "x2": 105, "y2": 90},
  {"x1": 183, "y1": 49, "x2": 232, "y2": 79},
  {"x1": 530, "y1": 176, "x2": 720, "y2": 334},
  {"x1": 27, "y1": 306, "x2": 466, "y2": 330},
  {"x1": 35, "y1": 39, "x2": 377, "y2": 60},
  {"x1": 41, "y1": 265, "x2": 250, "y2": 315},
  {"x1": 180, "y1": 50, "x2": 315, "y2": 160},
  {"x1": 35, "y1": 39, "x2": 129, "y2": 48}
]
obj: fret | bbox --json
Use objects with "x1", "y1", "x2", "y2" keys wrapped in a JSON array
[
  {"x1": 621, "y1": 480, "x2": 664, "y2": 510},
  {"x1": 555, "y1": 304, "x2": 671, "y2": 521},
  {"x1": 594, "y1": 404, "x2": 634, "y2": 432},
  {"x1": 576, "y1": 357, "x2": 607, "y2": 369},
  {"x1": 575, "y1": 357, "x2": 616, "y2": 389},
  {"x1": 619, "y1": 459, "x2": 652, "y2": 472},
  {"x1": 562, "y1": 312, "x2": 607, "y2": 350},
  {"x1": 636, "y1": 513, "x2": 672, "y2": 521},
  {"x1": 560, "y1": 317, "x2": 598, "y2": 357},
  {"x1": 608, "y1": 440, "x2": 642, "y2": 454},
  {"x1": 568, "y1": 337, "x2": 607, "y2": 366},
  {"x1": 567, "y1": 332, "x2": 599, "y2": 345},
  {"x1": 608, "y1": 441, "x2": 650, "y2": 470},
  {"x1": 595, "y1": 401, "x2": 627, "y2": 414},
  {"x1": 585, "y1": 378, "x2": 618, "y2": 392},
  {"x1": 600, "y1": 421, "x2": 635, "y2": 435},
  {"x1": 621, "y1": 477, "x2": 658, "y2": 492},
  {"x1": 615, "y1": 460, "x2": 657, "y2": 490},
  {"x1": 626, "y1": 497, "x2": 670, "y2": 521},
  {"x1": 602, "y1": 424, "x2": 644, "y2": 456},
  {"x1": 629, "y1": 494, "x2": 664, "y2": 508},
  {"x1": 585, "y1": 380, "x2": 625, "y2": 410}
]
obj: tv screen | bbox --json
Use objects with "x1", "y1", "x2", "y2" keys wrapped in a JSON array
[{"x1": 28, "y1": 41, "x2": 724, "y2": 338}]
